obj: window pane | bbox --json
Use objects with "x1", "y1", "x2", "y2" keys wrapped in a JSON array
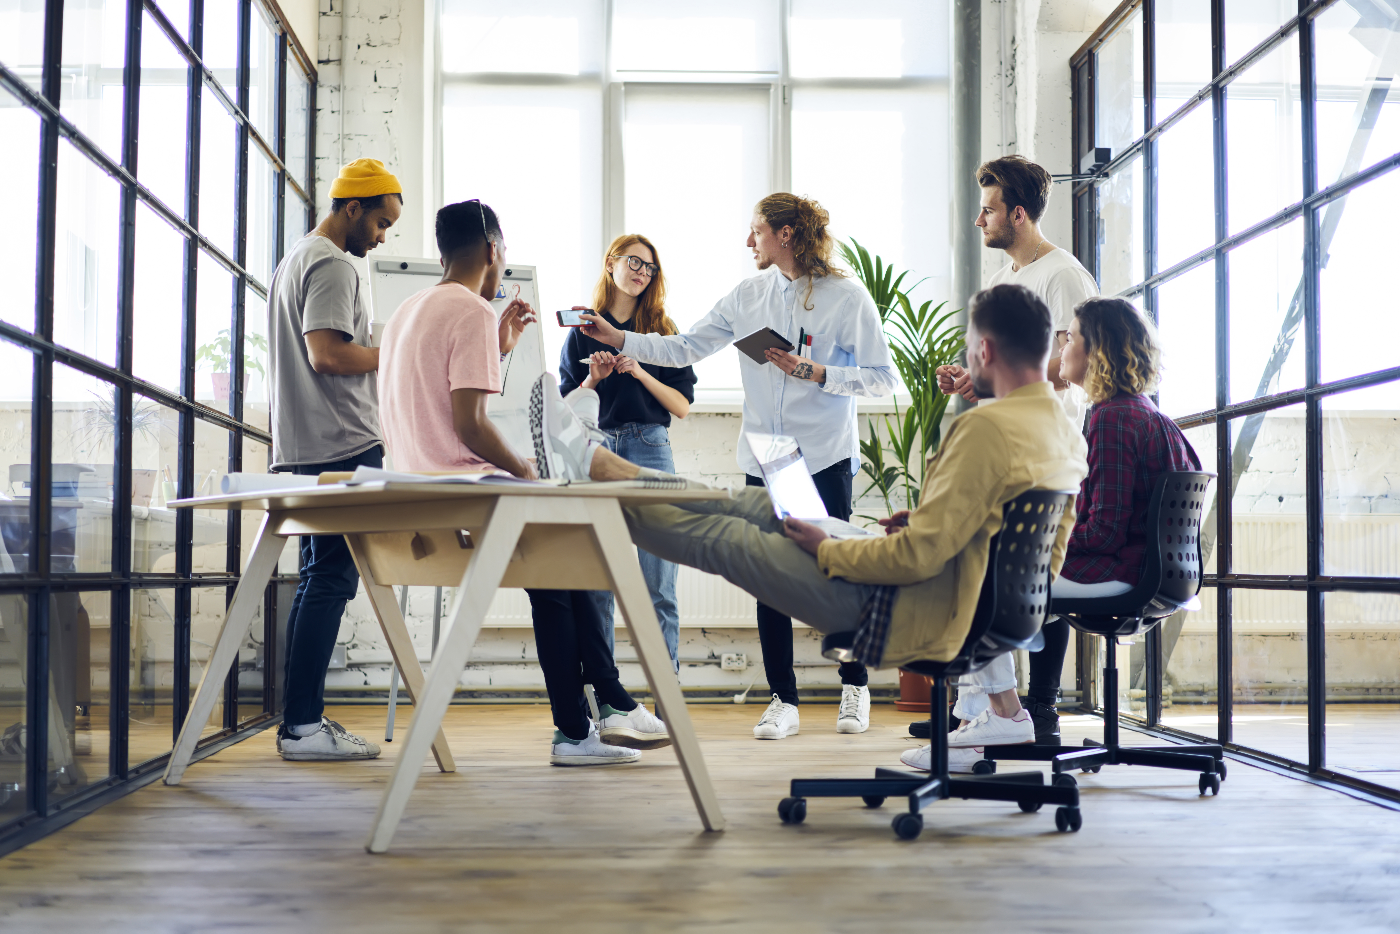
[
  {"x1": 0, "y1": 593, "x2": 29, "y2": 821},
  {"x1": 244, "y1": 287, "x2": 270, "y2": 432},
  {"x1": 52, "y1": 366, "x2": 131, "y2": 574},
  {"x1": 442, "y1": 82, "x2": 602, "y2": 381},
  {"x1": 1154, "y1": 260, "x2": 1216, "y2": 418},
  {"x1": 130, "y1": 394, "x2": 182, "y2": 573},
  {"x1": 247, "y1": 145, "x2": 278, "y2": 287},
  {"x1": 154, "y1": 0, "x2": 191, "y2": 42},
  {"x1": 0, "y1": 0, "x2": 47, "y2": 76},
  {"x1": 247, "y1": 3, "x2": 277, "y2": 141},
  {"x1": 199, "y1": 86, "x2": 238, "y2": 261},
  {"x1": 285, "y1": 67, "x2": 311, "y2": 198},
  {"x1": 1156, "y1": 100, "x2": 1215, "y2": 271},
  {"x1": 1313, "y1": 0, "x2": 1400, "y2": 188},
  {"x1": 0, "y1": 340, "x2": 35, "y2": 574},
  {"x1": 283, "y1": 177, "x2": 311, "y2": 259},
  {"x1": 192, "y1": 584, "x2": 233, "y2": 738},
  {"x1": 129, "y1": 587, "x2": 175, "y2": 766},
  {"x1": 55, "y1": 141, "x2": 120, "y2": 366},
  {"x1": 1323, "y1": 383, "x2": 1400, "y2": 578},
  {"x1": 1231, "y1": 586, "x2": 1308, "y2": 761},
  {"x1": 439, "y1": 0, "x2": 604, "y2": 75},
  {"x1": 792, "y1": 87, "x2": 949, "y2": 305},
  {"x1": 615, "y1": 0, "x2": 778, "y2": 73},
  {"x1": 1163, "y1": 424, "x2": 1220, "y2": 739},
  {"x1": 1227, "y1": 218, "x2": 1305, "y2": 404},
  {"x1": 238, "y1": 433, "x2": 270, "y2": 723},
  {"x1": 1325, "y1": 591, "x2": 1400, "y2": 792},
  {"x1": 1319, "y1": 168, "x2": 1400, "y2": 385},
  {"x1": 625, "y1": 85, "x2": 769, "y2": 392},
  {"x1": 1225, "y1": 33, "x2": 1302, "y2": 234},
  {"x1": 1096, "y1": 155, "x2": 1144, "y2": 296},
  {"x1": 0, "y1": 85, "x2": 40, "y2": 331},
  {"x1": 1154, "y1": 0, "x2": 1213, "y2": 115},
  {"x1": 789, "y1": 0, "x2": 947, "y2": 79},
  {"x1": 59, "y1": 0, "x2": 125, "y2": 160},
  {"x1": 48, "y1": 590, "x2": 112, "y2": 804},
  {"x1": 194, "y1": 249, "x2": 234, "y2": 413},
  {"x1": 1095, "y1": 7, "x2": 1145, "y2": 156},
  {"x1": 1225, "y1": 0, "x2": 1296, "y2": 68},
  {"x1": 133, "y1": 203, "x2": 187, "y2": 394},
  {"x1": 1231, "y1": 403, "x2": 1306, "y2": 575},
  {"x1": 138, "y1": 7, "x2": 189, "y2": 213},
  {"x1": 191, "y1": 417, "x2": 231, "y2": 575},
  {"x1": 202, "y1": 0, "x2": 237, "y2": 72}
]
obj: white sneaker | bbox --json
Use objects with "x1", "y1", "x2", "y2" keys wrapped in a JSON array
[
  {"x1": 753, "y1": 694, "x2": 800, "y2": 740},
  {"x1": 947, "y1": 707, "x2": 1035, "y2": 747},
  {"x1": 529, "y1": 375, "x2": 602, "y2": 480},
  {"x1": 835, "y1": 684, "x2": 871, "y2": 734},
  {"x1": 277, "y1": 717, "x2": 381, "y2": 761},
  {"x1": 550, "y1": 721, "x2": 642, "y2": 766},
  {"x1": 599, "y1": 703, "x2": 672, "y2": 750},
  {"x1": 899, "y1": 744, "x2": 987, "y2": 773}
]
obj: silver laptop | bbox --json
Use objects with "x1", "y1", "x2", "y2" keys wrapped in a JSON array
[{"x1": 745, "y1": 433, "x2": 876, "y2": 540}]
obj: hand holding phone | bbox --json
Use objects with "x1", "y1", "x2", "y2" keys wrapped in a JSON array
[{"x1": 556, "y1": 309, "x2": 592, "y2": 327}]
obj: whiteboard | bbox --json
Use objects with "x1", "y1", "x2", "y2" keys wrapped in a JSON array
[{"x1": 367, "y1": 255, "x2": 547, "y2": 455}]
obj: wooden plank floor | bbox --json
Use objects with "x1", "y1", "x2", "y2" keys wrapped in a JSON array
[{"x1": 2, "y1": 702, "x2": 1399, "y2": 933}]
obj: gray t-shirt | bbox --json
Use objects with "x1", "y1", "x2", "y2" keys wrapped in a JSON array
[{"x1": 268, "y1": 235, "x2": 382, "y2": 469}]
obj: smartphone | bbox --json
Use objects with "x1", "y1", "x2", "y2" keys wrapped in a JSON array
[{"x1": 556, "y1": 309, "x2": 592, "y2": 327}]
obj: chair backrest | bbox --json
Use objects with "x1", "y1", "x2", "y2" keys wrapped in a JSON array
[{"x1": 945, "y1": 489, "x2": 1075, "y2": 676}]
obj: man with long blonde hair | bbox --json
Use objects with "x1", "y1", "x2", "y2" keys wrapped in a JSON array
[{"x1": 580, "y1": 194, "x2": 895, "y2": 740}]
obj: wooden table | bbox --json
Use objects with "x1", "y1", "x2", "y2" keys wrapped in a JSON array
[{"x1": 160, "y1": 479, "x2": 731, "y2": 852}]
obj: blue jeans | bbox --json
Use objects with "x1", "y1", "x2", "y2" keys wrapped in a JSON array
[
  {"x1": 591, "y1": 423, "x2": 680, "y2": 668},
  {"x1": 282, "y1": 445, "x2": 383, "y2": 726}
]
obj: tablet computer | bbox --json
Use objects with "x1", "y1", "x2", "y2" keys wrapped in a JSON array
[{"x1": 734, "y1": 327, "x2": 795, "y2": 365}]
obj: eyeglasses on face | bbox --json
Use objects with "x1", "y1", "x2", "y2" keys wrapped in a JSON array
[{"x1": 613, "y1": 254, "x2": 658, "y2": 278}]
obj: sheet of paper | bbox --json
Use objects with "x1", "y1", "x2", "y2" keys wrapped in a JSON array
[{"x1": 345, "y1": 466, "x2": 544, "y2": 486}]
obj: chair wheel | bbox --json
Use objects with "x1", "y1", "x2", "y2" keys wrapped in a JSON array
[
  {"x1": 1052, "y1": 772, "x2": 1077, "y2": 789},
  {"x1": 971, "y1": 759, "x2": 997, "y2": 775},
  {"x1": 778, "y1": 796, "x2": 807, "y2": 824},
  {"x1": 892, "y1": 812, "x2": 924, "y2": 840},
  {"x1": 1199, "y1": 772, "x2": 1221, "y2": 796},
  {"x1": 862, "y1": 795, "x2": 886, "y2": 808},
  {"x1": 1215, "y1": 760, "x2": 1228, "y2": 781},
  {"x1": 1081, "y1": 765, "x2": 1102, "y2": 774},
  {"x1": 1018, "y1": 799, "x2": 1043, "y2": 813},
  {"x1": 1054, "y1": 806, "x2": 1083, "y2": 832}
]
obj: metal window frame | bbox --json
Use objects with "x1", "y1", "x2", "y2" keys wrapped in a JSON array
[
  {"x1": 0, "y1": 0, "x2": 315, "y2": 851},
  {"x1": 1070, "y1": 0, "x2": 1400, "y2": 806}
]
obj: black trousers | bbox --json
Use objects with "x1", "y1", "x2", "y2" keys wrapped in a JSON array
[
  {"x1": 746, "y1": 463, "x2": 869, "y2": 706},
  {"x1": 527, "y1": 589, "x2": 635, "y2": 740}
]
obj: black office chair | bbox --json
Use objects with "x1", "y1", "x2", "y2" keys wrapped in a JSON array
[
  {"x1": 778, "y1": 489, "x2": 1082, "y2": 840},
  {"x1": 983, "y1": 471, "x2": 1227, "y2": 794}
]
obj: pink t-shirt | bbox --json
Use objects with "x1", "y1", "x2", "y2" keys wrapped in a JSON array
[{"x1": 379, "y1": 283, "x2": 502, "y2": 472}]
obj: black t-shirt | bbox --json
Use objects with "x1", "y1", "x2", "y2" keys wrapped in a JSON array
[{"x1": 558, "y1": 312, "x2": 698, "y2": 430}]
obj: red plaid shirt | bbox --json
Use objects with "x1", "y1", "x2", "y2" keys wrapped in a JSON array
[{"x1": 1061, "y1": 394, "x2": 1201, "y2": 585}]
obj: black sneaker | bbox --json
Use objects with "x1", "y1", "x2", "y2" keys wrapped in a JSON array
[
  {"x1": 907, "y1": 704, "x2": 956, "y2": 739},
  {"x1": 1023, "y1": 699, "x2": 1061, "y2": 746}
]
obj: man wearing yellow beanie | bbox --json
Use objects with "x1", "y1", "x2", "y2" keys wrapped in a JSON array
[{"x1": 266, "y1": 158, "x2": 403, "y2": 762}]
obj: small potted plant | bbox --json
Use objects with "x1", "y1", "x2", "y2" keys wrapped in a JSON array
[{"x1": 195, "y1": 329, "x2": 268, "y2": 403}]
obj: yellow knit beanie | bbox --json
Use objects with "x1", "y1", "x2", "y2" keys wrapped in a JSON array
[{"x1": 328, "y1": 158, "x2": 402, "y2": 199}]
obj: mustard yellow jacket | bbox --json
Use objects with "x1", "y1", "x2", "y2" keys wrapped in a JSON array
[{"x1": 816, "y1": 382, "x2": 1089, "y2": 668}]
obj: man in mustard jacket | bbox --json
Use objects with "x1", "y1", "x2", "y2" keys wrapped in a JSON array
[{"x1": 621, "y1": 284, "x2": 1087, "y2": 743}]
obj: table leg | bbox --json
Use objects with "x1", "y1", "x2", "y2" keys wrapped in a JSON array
[
  {"x1": 345, "y1": 536, "x2": 457, "y2": 772},
  {"x1": 164, "y1": 513, "x2": 286, "y2": 785},
  {"x1": 588, "y1": 501, "x2": 727, "y2": 833},
  {"x1": 365, "y1": 498, "x2": 526, "y2": 853}
]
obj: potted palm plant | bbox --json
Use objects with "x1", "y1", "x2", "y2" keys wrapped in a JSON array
[{"x1": 196, "y1": 329, "x2": 268, "y2": 404}]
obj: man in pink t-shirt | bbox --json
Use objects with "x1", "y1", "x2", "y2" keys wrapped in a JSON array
[{"x1": 377, "y1": 199, "x2": 669, "y2": 766}]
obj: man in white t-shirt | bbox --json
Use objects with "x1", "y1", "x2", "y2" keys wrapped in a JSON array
[{"x1": 925, "y1": 155, "x2": 1101, "y2": 749}]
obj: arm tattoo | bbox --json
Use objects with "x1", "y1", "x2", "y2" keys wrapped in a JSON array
[{"x1": 793, "y1": 361, "x2": 814, "y2": 381}]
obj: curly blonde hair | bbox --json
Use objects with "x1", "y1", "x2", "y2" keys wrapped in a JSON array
[
  {"x1": 754, "y1": 193, "x2": 848, "y2": 309},
  {"x1": 1074, "y1": 298, "x2": 1162, "y2": 403}
]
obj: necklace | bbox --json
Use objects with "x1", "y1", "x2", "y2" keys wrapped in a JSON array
[{"x1": 1014, "y1": 240, "x2": 1049, "y2": 272}]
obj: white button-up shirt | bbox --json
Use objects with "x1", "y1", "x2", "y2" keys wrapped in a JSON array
[{"x1": 621, "y1": 266, "x2": 896, "y2": 476}]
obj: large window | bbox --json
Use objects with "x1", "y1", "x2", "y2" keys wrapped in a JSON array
[
  {"x1": 439, "y1": 0, "x2": 949, "y2": 391},
  {"x1": 0, "y1": 0, "x2": 313, "y2": 845},
  {"x1": 1073, "y1": 0, "x2": 1400, "y2": 800}
]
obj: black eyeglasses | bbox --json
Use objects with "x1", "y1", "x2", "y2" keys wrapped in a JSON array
[{"x1": 613, "y1": 254, "x2": 658, "y2": 277}]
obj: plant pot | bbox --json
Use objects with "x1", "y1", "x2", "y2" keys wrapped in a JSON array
[
  {"x1": 894, "y1": 668, "x2": 934, "y2": 712},
  {"x1": 211, "y1": 373, "x2": 250, "y2": 404}
]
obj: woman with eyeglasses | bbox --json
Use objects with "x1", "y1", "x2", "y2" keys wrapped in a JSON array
[{"x1": 559, "y1": 235, "x2": 697, "y2": 668}]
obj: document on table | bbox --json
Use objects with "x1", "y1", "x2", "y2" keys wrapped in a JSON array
[{"x1": 346, "y1": 466, "x2": 546, "y2": 486}]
